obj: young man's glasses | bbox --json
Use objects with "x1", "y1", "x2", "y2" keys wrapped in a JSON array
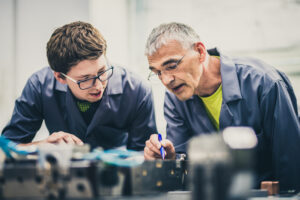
[
  {"x1": 61, "y1": 66, "x2": 114, "y2": 90},
  {"x1": 147, "y1": 55, "x2": 185, "y2": 82}
]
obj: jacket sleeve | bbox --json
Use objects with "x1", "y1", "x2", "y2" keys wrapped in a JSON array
[
  {"x1": 1, "y1": 77, "x2": 43, "y2": 143},
  {"x1": 127, "y1": 82, "x2": 157, "y2": 151},
  {"x1": 260, "y1": 79, "x2": 300, "y2": 191},
  {"x1": 164, "y1": 91, "x2": 192, "y2": 153}
]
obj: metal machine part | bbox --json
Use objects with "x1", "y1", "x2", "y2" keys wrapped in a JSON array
[
  {"x1": 188, "y1": 127, "x2": 257, "y2": 200},
  {"x1": 0, "y1": 148, "x2": 188, "y2": 199},
  {"x1": 0, "y1": 143, "x2": 95, "y2": 199},
  {"x1": 129, "y1": 160, "x2": 187, "y2": 195},
  {"x1": 0, "y1": 159, "x2": 96, "y2": 199},
  {"x1": 0, "y1": 128, "x2": 262, "y2": 200}
]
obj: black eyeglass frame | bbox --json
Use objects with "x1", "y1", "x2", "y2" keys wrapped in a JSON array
[
  {"x1": 61, "y1": 66, "x2": 114, "y2": 90},
  {"x1": 147, "y1": 55, "x2": 185, "y2": 81}
]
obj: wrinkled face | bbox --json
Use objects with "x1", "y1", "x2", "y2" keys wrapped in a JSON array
[
  {"x1": 147, "y1": 40, "x2": 205, "y2": 101},
  {"x1": 62, "y1": 55, "x2": 109, "y2": 102}
]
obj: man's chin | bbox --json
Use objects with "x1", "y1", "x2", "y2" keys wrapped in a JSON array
[
  {"x1": 90, "y1": 97, "x2": 103, "y2": 103},
  {"x1": 86, "y1": 95, "x2": 103, "y2": 103},
  {"x1": 174, "y1": 93, "x2": 191, "y2": 101}
]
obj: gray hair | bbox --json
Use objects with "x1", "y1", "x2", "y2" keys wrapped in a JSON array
[{"x1": 145, "y1": 22, "x2": 201, "y2": 56}]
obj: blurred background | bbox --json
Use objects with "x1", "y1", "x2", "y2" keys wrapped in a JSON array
[{"x1": 1, "y1": 0, "x2": 300, "y2": 141}]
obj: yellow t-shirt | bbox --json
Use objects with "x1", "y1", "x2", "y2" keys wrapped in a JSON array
[{"x1": 200, "y1": 84, "x2": 222, "y2": 130}]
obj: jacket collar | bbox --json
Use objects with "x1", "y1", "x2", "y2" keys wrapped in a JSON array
[
  {"x1": 105, "y1": 65, "x2": 123, "y2": 95},
  {"x1": 187, "y1": 48, "x2": 242, "y2": 103},
  {"x1": 218, "y1": 48, "x2": 242, "y2": 103},
  {"x1": 55, "y1": 80, "x2": 67, "y2": 92}
]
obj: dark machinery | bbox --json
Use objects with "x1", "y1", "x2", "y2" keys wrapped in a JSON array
[{"x1": 0, "y1": 127, "x2": 299, "y2": 200}]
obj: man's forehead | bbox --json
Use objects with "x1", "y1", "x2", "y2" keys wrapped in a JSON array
[
  {"x1": 155, "y1": 40, "x2": 185, "y2": 53},
  {"x1": 147, "y1": 54, "x2": 167, "y2": 69},
  {"x1": 68, "y1": 56, "x2": 107, "y2": 76},
  {"x1": 148, "y1": 44, "x2": 186, "y2": 68}
]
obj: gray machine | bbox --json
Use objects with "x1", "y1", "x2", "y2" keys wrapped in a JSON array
[
  {"x1": 188, "y1": 127, "x2": 257, "y2": 200},
  {"x1": 0, "y1": 127, "x2": 299, "y2": 200}
]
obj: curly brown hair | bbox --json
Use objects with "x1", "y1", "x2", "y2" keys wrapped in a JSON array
[{"x1": 46, "y1": 21, "x2": 107, "y2": 74}]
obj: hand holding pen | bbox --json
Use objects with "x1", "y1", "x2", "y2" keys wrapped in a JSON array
[
  {"x1": 158, "y1": 133, "x2": 165, "y2": 160},
  {"x1": 144, "y1": 133, "x2": 176, "y2": 160}
]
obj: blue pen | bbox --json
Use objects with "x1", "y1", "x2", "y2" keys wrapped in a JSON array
[{"x1": 157, "y1": 133, "x2": 165, "y2": 160}]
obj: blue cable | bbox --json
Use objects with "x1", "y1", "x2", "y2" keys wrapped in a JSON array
[
  {"x1": 1, "y1": 136, "x2": 143, "y2": 167},
  {"x1": 84, "y1": 149, "x2": 144, "y2": 167},
  {"x1": 0, "y1": 136, "x2": 35, "y2": 158}
]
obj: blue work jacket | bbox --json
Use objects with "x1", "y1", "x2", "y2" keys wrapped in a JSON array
[
  {"x1": 2, "y1": 66, "x2": 157, "y2": 150},
  {"x1": 164, "y1": 48, "x2": 300, "y2": 191}
]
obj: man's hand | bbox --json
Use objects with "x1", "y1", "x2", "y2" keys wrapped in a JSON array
[
  {"x1": 44, "y1": 131, "x2": 84, "y2": 145},
  {"x1": 18, "y1": 131, "x2": 84, "y2": 147},
  {"x1": 144, "y1": 134, "x2": 176, "y2": 160}
]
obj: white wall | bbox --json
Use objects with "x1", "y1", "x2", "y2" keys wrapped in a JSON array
[
  {"x1": 89, "y1": 0, "x2": 130, "y2": 68},
  {"x1": 0, "y1": 0, "x2": 90, "y2": 140},
  {"x1": 15, "y1": 0, "x2": 90, "y2": 95},
  {"x1": 0, "y1": 0, "x2": 15, "y2": 126}
]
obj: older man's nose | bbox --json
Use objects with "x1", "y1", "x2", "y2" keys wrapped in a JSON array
[{"x1": 160, "y1": 72, "x2": 175, "y2": 86}]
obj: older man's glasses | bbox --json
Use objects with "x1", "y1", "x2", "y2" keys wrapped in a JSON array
[
  {"x1": 61, "y1": 66, "x2": 114, "y2": 90},
  {"x1": 148, "y1": 55, "x2": 185, "y2": 82}
]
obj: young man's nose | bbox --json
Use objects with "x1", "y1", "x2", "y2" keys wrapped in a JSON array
[{"x1": 93, "y1": 78, "x2": 103, "y2": 89}]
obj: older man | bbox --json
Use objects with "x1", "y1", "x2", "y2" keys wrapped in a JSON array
[{"x1": 143, "y1": 22, "x2": 300, "y2": 191}]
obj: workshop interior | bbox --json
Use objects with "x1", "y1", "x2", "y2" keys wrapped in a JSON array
[{"x1": 1, "y1": 0, "x2": 300, "y2": 199}]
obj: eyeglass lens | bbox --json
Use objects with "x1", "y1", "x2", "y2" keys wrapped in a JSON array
[{"x1": 79, "y1": 68, "x2": 113, "y2": 89}]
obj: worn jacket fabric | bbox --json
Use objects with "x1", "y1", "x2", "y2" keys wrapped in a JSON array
[
  {"x1": 2, "y1": 66, "x2": 157, "y2": 150},
  {"x1": 164, "y1": 48, "x2": 300, "y2": 190}
]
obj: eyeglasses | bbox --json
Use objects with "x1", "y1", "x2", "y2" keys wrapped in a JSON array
[
  {"x1": 147, "y1": 55, "x2": 185, "y2": 81},
  {"x1": 61, "y1": 66, "x2": 114, "y2": 90}
]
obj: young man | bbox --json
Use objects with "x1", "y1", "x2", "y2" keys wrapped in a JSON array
[
  {"x1": 143, "y1": 22, "x2": 300, "y2": 191},
  {"x1": 1, "y1": 21, "x2": 157, "y2": 150}
]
